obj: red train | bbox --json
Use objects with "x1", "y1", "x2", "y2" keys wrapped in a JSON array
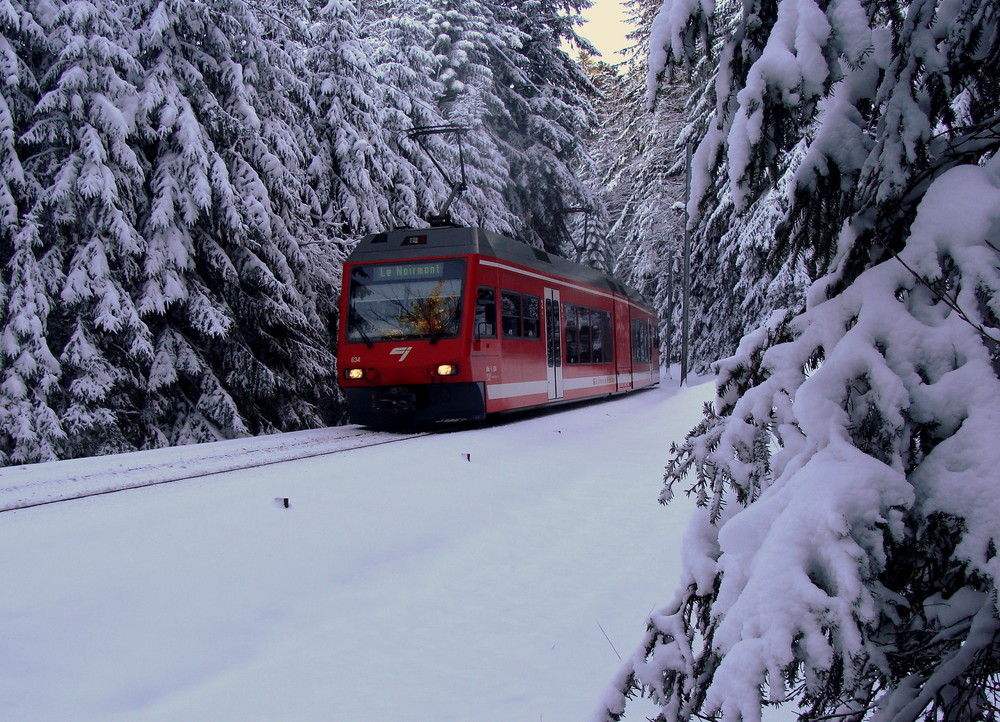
[{"x1": 337, "y1": 226, "x2": 659, "y2": 426}]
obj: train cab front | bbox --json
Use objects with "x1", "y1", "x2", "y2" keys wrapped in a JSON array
[{"x1": 338, "y1": 255, "x2": 485, "y2": 427}]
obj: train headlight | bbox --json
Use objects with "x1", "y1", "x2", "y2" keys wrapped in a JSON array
[
  {"x1": 435, "y1": 364, "x2": 459, "y2": 377},
  {"x1": 344, "y1": 368, "x2": 365, "y2": 380}
]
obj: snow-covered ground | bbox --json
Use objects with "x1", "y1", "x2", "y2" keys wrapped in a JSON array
[{"x1": 0, "y1": 374, "x2": 712, "y2": 722}]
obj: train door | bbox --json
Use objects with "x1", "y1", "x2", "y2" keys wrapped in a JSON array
[
  {"x1": 544, "y1": 288, "x2": 564, "y2": 400},
  {"x1": 646, "y1": 321, "x2": 660, "y2": 384},
  {"x1": 648, "y1": 320, "x2": 660, "y2": 384},
  {"x1": 614, "y1": 301, "x2": 632, "y2": 391}
]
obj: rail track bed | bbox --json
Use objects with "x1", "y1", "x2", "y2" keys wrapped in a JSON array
[{"x1": 0, "y1": 427, "x2": 429, "y2": 512}]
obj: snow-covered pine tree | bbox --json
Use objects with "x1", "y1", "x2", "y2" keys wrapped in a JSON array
[
  {"x1": 129, "y1": 0, "x2": 337, "y2": 447},
  {"x1": 608, "y1": 75, "x2": 686, "y2": 352},
  {"x1": 0, "y1": 217, "x2": 66, "y2": 464},
  {"x1": 303, "y1": 0, "x2": 398, "y2": 412},
  {"x1": 309, "y1": 0, "x2": 394, "y2": 236},
  {"x1": 638, "y1": 0, "x2": 820, "y2": 368},
  {"x1": 553, "y1": 51, "x2": 610, "y2": 270},
  {"x1": 0, "y1": 0, "x2": 67, "y2": 464},
  {"x1": 597, "y1": 0, "x2": 1000, "y2": 720},
  {"x1": 684, "y1": 135, "x2": 811, "y2": 371},
  {"x1": 493, "y1": 0, "x2": 602, "y2": 255},
  {"x1": 0, "y1": 0, "x2": 40, "y2": 233},
  {"x1": 586, "y1": 0, "x2": 689, "y2": 361},
  {"x1": 399, "y1": 0, "x2": 520, "y2": 233},
  {"x1": 360, "y1": 0, "x2": 599, "y2": 257},
  {"x1": 23, "y1": 0, "x2": 153, "y2": 458},
  {"x1": 355, "y1": 0, "x2": 460, "y2": 228}
]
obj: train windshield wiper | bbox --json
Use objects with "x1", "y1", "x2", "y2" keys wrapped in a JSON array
[
  {"x1": 429, "y1": 310, "x2": 460, "y2": 345},
  {"x1": 354, "y1": 325, "x2": 375, "y2": 349}
]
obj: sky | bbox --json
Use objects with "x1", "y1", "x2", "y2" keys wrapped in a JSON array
[
  {"x1": 577, "y1": 0, "x2": 633, "y2": 61},
  {"x1": 0, "y1": 375, "x2": 713, "y2": 722}
]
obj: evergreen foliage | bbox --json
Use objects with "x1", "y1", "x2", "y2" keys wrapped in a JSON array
[
  {"x1": 0, "y1": 0, "x2": 70, "y2": 464},
  {"x1": 640, "y1": 0, "x2": 817, "y2": 367},
  {"x1": 602, "y1": 62, "x2": 687, "y2": 361},
  {"x1": 598, "y1": 0, "x2": 1000, "y2": 720},
  {"x1": 0, "y1": 0, "x2": 602, "y2": 465},
  {"x1": 35, "y1": 0, "x2": 150, "y2": 458},
  {"x1": 402, "y1": 0, "x2": 522, "y2": 233},
  {"x1": 377, "y1": 0, "x2": 602, "y2": 255},
  {"x1": 127, "y1": 0, "x2": 336, "y2": 445},
  {"x1": 586, "y1": 0, "x2": 689, "y2": 364},
  {"x1": 498, "y1": 0, "x2": 602, "y2": 255}
]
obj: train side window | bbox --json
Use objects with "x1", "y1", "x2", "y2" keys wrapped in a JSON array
[
  {"x1": 590, "y1": 309, "x2": 603, "y2": 363},
  {"x1": 632, "y1": 319, "x2": 651, "y2": 363},
  {"x1": 565, "y1": 305, "x2": 578, "y2": 363},
  {"x1": 501, "y1": 290, "x2": 522, "y2": 337},
  {"x1": 522, "y1": 294, "x2": 540, "y2": 338},
  {"x1": 566, "y1": 305, "x2": 613, "y2": 364},
  {"x1": 578, "y1": 309, "x2": 592, "y2": 364},
  {"x1": 601, "y1": 312, "x2": 614, "y2": 363},
  {"x1": 476, "y1": 287, "x2": 497, "y2": 338},
  {"x1": 563, "y1": 306, "x2": 614, "y2": 364}
]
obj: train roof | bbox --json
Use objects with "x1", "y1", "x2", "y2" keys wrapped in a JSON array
[{"x1": 347, "y1": 226, "x2": 653, "y2": 309}]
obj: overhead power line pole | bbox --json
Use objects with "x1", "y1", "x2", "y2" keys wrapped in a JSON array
[
  {"x1": 681, "y1": 142, "x2": 691, "y2": 386},
  {"x1": 664, "y1": 256, "x2": 674, "y2": 377}
]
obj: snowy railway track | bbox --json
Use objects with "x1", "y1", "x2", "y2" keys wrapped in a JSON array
[{"x1": 0, "y1": 427, "x2": 431, "y2": 513}]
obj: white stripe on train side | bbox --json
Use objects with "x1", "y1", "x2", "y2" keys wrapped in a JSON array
[
  {"x1": 485, "y1": 379, "x2": 549, "y2": 400},
  {"x1": 563, "y1": 375, "x2": 617, "y2": 390},
  {"x1": 487, "y1": 374, "x2": 637, "y2": 400}
]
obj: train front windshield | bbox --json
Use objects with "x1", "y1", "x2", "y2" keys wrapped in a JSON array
[{"x1": 347, "y1": 259, "x2": 466, "y2": 343}]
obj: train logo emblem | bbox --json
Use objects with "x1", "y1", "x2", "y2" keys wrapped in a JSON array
[{"x1": 389, "y1": 346, "x2": 413, "y2": 362}]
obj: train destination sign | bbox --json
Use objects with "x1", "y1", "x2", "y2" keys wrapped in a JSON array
[{"x1": 373, "y1": 262, "x2": 446, "y2": 281}]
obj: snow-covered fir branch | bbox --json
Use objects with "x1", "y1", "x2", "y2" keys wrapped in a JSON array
[{"x1": 597, "y1": 0, "x2": 1000, "y2": 719}]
